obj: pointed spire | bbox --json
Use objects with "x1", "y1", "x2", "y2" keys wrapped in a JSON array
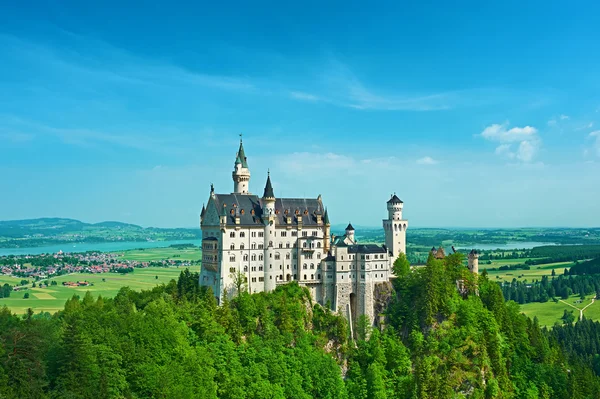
[
  {"x1": 200, "y1": 203, "x2": 206, "y2": 218},
  {"x1": 235, "y1": 135, "x2": 249, "y2": 168},
  {"x1": 263, "y1": 172, "x2": 274, "y2": 198},
  {"x1": 345, "y1": 223, "x2": 354, "y2": 231},
  {"x1": 324, "y1": 208, "x2": 330, "y2": 225}
]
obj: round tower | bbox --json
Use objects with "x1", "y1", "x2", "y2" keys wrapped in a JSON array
[
  {"x1": 383, "y1": 193, "x2": 408, "y2": 260},
  {"x1": 232, "y1": 138, "x2": 251, "y2": 194},
  {"x1": 323, "y1": 208, "x2": 331, "y2": 252},
  {"x1": 345, "y1": 223, "x2": 355, "y2": 243},
  {"x1": 262, "y1": 172, "x2": 277, "y2": 292},
  {"x1": 468, "y1": 249, "x2": 479, "y2": 274}
]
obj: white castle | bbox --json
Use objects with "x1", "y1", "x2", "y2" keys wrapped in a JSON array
[{"x1": 199, "y1": 139, "x2": 409, "y2": 324}]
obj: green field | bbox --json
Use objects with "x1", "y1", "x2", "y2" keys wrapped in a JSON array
[
  {"x1": 483, "y1": 261, "x2": 573, "y2": 283},
  {"x1": 0, "y1": 267, "x2": 193, "y2": 315},
  {"x1": 115, "y1": 246, "x2": 202, "y2": 261},
  {"x1": 520, "y1": 294, "x2": 600, "y2": 327}
]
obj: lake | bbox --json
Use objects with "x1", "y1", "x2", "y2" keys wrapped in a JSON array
[
  {"x1": 0, "y1": 239, "x2": 203, "y2": 256},
  {"x1": 456, "y1": 241, "x2": 556, "y2": 251}
]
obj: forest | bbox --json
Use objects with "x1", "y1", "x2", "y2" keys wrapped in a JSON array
[{"x1": 2, "y1": 256, "x2": 600, "y2": 398}]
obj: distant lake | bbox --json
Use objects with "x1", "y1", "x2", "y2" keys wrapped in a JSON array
[
  {"x1": 0, "y1": 239, "x2": 203, "y2": 256},
  {"x1": 456, "y1": 241, "x2": 556, "y2": 251}
]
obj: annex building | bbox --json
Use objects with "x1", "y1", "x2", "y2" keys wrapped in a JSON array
[{"x1": 199, "y1": 139, "x2": 408, "y2": 324}]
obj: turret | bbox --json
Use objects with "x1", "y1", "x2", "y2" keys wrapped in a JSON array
[
  {"x1": 262, "y1": 172, "x2": 277, "y2": 292},
  {"x1": 324, "y1": 208, "x2": 331, "y2": 252},
  {"x1": 383, "y1": 193, "x2": 408, "y2": 260},
  {"x1": 468, "y1": 249, "x2": 479, "y2": 274},
  {"x1": 200, "y1": 203, "x2": 205, "y2": 226},
  {"x1": 345, "y1": 223, "x2": 355, "y2": 243},
  {"x1": 232, "y1": 137, "x2": 251, "y2": 194}
]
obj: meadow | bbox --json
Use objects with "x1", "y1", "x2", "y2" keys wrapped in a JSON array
[
  {"x1": 483, "y1": 261, "x2": 574, "y2": 283},
  {"x1": 521, "y1": 294, "x2": 600, "y2": 327},
  {"x1": 0, "y1": 267, "x2": 190, "y2": 314},
  {"x1": 115, "y1": 246, "x2": 202, "y2": 261}
]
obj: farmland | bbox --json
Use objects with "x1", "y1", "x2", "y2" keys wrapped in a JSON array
[{"x1": 0, "y1": 267, "x2": 189, "y2": 314}]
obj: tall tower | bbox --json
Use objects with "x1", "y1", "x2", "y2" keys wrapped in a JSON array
[
  {"x1": 232, "y1": 138, "x2": 251, "y2": 194},
  {"x1": 468, "y1": 250, "x2": 479, "y2": 274},
  {"x1": 345, "y1": 223, "x2": 355, "y2": 243},
  {"x1": 383, "y1": 194, "x2": 408, "y2": 260},
  {"x1": 262, "y1": 172, "x2": 277, "y2": 292},
  {"x1": 323, "y1": 208, "x2": 331, "y2": 252}
]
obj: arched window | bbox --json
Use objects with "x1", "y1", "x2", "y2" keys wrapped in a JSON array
[
  {"x1": 303, "y1": 263, "x2": 307, "y2": 269},
  {"x1": 230, "y1": 232, "x2": 235, "y2": 238},
  {"x1": 252, "y1": 243, "x2": 256, "y2": 249},
  {"x1": 310, "y1": 263, "x2": 314, "y2": 269},
  {"x1": 252, "y1": 254, "x2": 256, "y2": 261},
  {"x1": 230, "y1": 243, "x2": 235, "y2": 250},
  {"x1": 243, "y1": 254, "x2": 248, "y2": 261},
  {"x1": 240, "y1": 232, "x2": 245, "y2": 238},
  {"x1": 311, "y1": 274, "x2": 314, "y2": 279},
  {"x1": 303, "y1": 242, "x2": 307, "y2": 248},
  {"x1": 317, "y1": 242, "x2": 321, "y2": 248},
  {"x1": 240, "y1": 244, "x2": 245, "y2": 250}
]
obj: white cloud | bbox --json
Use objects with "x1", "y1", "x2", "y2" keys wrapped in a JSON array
[
  {"x1": 481, "y1": 122, "x2": 541, "y2": 163},
  {"x1": 416, "y1": 156, "x2": 438, "y2": 165},
  {"x1": 480, "y1": 123, "x2": 537, "y2": 143},
  {"x1": 560, "y1": 114, "x2": 570, "y2": 120}
]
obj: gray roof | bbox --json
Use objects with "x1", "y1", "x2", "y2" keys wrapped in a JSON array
[
  {"x1": 235, "y1": 140, "x2": 249, "y2": 168},
  {"x1": 345, "y1": 223, "x2": 355, "y2": 231},
  {"x1": 263, "y1": 174, "x2": 274, "y2": 198},
  {"x1": 213, "y1": 194, "x2": 325, "y2": 227},
  {"x1": 348, "y1": 244, "x2": 387, "y2": 254},
  {"x1": 387, "y1": 194, "x2": 403, "y2": 204}
]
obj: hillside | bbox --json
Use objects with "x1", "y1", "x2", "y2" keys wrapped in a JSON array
[{"x1": 0, "y1": 218, "x2": 201, "y2": 248}]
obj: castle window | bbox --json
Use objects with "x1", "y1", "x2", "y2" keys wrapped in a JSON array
[
  {"x1": 252, "y1": 243, "x2": 256, "y2": 249},
  {"x1": 251, "y1": 209, "x2": 255, "y2": 215},
  {"x1": 243, "y1": 254, "x2": 248, "y2": 261},
  {"x1": 304, "y1": 274, "x2": 307, "y2": 280},
  {"x1": 230, "y1": 232, "x2": 235, "y2": 238},
  {"x1": 287, "y1": 264, "x2": 290, "y2": 269},
  {"x1": 304, "y1": 210, "x2": 309, "y2": 215},
  {"x1": 259, "y1": 277, "x2": 264, "y2": 282},
  {"x1": 252, "y1": 277, "x2": 256, "y2": 282},
  {"x1": 286, "y1": 243, "x2": 290, "y2": 249},
  {"x1": 252, "y1": 254, "x2": 256, "y2": 261},
  {"x1": 280, "y1": 274, "x2": 283, "y2": 280},
  {"x1": 258, "y1": 244, "x2": 264, "y2": 249},
  {"x1": 317, "y1": 242, "x2": 321, "y2": 248},
  {"x1": 303, "y1": 264, "x2": 307, "y2": 270},
  {"x1": 259, "y1": 255, "x2": 263, "y2": 261},
  {"x1": 252, "y1": 231, "x2": 256, "y2": 238},
  {"x1": 285, "y1": 253, "x2": 290, "y2": 260},
  {"x1": 258, "y1": 232, "x2": 264, "y2": 237},
  {"x1": 243, "y1": 265, "x2": 248, "y2": 272},
  {"x1": 310, "y1": 263, "x2": 314, "y2": 269},
  {"x1": 259, "y1": 265, "x2": 263, "y2": 271},
  {"x1": 252, "y1": 266, "x2": 256, "y2": 272},
  {"x1": 311, "y1": 274, "x2": 314, "y2": 279},
  {"x1": 278, "y1": 243, "x2": 283, "y2": 248},
  {"x1": 302, "y1": 231, "x2": 308, "y2": 237},
  {"x1": 291, "y1": 231, "x2": 297, "y2": 237},
  {"x1": 275, "y1": 253, "x2": 280, "y2": 260},
  {"x1": 275, "y1": 209, "x2": 280, "y2": 214},
  {"x1": 240, "y1": 232, "x2": 245, "y2": 238},
  {"x1": 241, "y1": 209, "x2": 245, "y2": 215},
  {"x1": 303, "y1": 242, "x2": 307, "y2": 248},
  {"x1": 317, "y1": 253, "x2": 321, "y2": 259},
  {"x1": 294, "y1": 274, "x2": 297, "y2": 279},
  {"x1": 312, "y1": 231, "x2": 318, "y2": 236},
  {"x1": 318, "y1": 274, "x2": 321, "y2": 279},
  {"x1": 269, "y1": 241, "x2": 273, "y2": 247},
  {"x1": 240, "y1": 244, "x2": 245, "y2": 250},
  {"x1": 230, "y1": 244, "x2": 235, "y2": 250},
  {"x1": 229, "y1": 256, "x2": 235, "y2": 262},
  {"x1": 281, "y1": 231, "x2": 287, "y2": 237}
]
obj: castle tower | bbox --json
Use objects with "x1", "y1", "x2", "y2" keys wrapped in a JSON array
[
  {"x1": 345, "y1": 223, "x2": 355, "y2": 243},
  {"x1": 323, "y1": 208, "x2": 331, "y2": 252},
  {"x1": 383, "y1": 194, "x2": 408, "y2": 260},
  {"x1": 468, "y1": 250, "x2": 479, "y2": 274},
  {"x1": 262, "y1": 172, "x2": 277, "y2": 292},
  {"x1": 232, "y1": 138, "x2": 251, "y2": 194}
]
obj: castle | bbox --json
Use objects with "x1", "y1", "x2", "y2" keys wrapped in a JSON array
[{"x1": 199, "y1": 138, "x2": 409, "y2": 324}]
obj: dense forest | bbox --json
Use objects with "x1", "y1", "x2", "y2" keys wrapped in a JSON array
[
  {"x1": 499, "y1": 259, "x2": 600, "y2": 305},
  {"x1": 2, "y1": 256, "x2": 600, "y2": 398}
]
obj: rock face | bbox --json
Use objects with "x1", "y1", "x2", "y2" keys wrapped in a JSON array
[{"x1": 373, "y1": 281, "x2": 394, "y2": 328}]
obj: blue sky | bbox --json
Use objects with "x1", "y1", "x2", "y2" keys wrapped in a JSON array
[{"x1": 1, "y1": 1, "x2": 599, "y2": 228}]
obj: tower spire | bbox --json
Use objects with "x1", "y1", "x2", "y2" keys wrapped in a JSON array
[
  {"x1": 263, "y1": 172, "x2": 274, "y2": 198},
  {"x1": 232, "y1": 135, "x2": 251, "y2": 194}
]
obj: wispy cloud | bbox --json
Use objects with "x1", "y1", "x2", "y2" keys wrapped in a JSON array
[
  {"x1": 289, "y1": 91, "x2": 320, "y2": 102},
  {"x1": 416, "y1": 156, "x2": 438, "y2": 165},
  {"x1": 589, "y1": 131, "x2": 600, "y2": 158},
  {"x1": 480, "y1": 122, "x2": 541, "y2": 163}
]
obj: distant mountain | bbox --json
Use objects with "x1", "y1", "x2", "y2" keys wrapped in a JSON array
[{"x1": 0, "y1": 218, "x2": 201, "y2": 248}]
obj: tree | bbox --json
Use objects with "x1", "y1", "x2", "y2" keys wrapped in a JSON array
[
  {"x1": 392, "y1": 253, "x2": 411, "y2": 277},
  {"x1": 561, "y1": 309, "x2": 576, "y2": 324},
  {"x1": 23, "y1": 292, "x2": 30, "y2": 299},
  {"x1": 230, "y1": 270, "x2": 248, "y2": 297},
  {"x1": 551, "y1": 269, "x2": 556, "y2": 277}
]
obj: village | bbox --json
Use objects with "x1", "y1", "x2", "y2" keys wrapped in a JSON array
[{"x1": 0, "y1": 250, "x2": 191, "y2": 280}]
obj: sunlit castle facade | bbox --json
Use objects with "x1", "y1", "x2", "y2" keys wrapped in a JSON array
[{"x1": 199, "y1": 139, "x2": 408, "y2": 323}]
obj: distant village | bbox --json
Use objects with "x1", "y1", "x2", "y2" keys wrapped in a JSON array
[{"x1": 0, "y1": 251, "x2": 193, "y2": 280}]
